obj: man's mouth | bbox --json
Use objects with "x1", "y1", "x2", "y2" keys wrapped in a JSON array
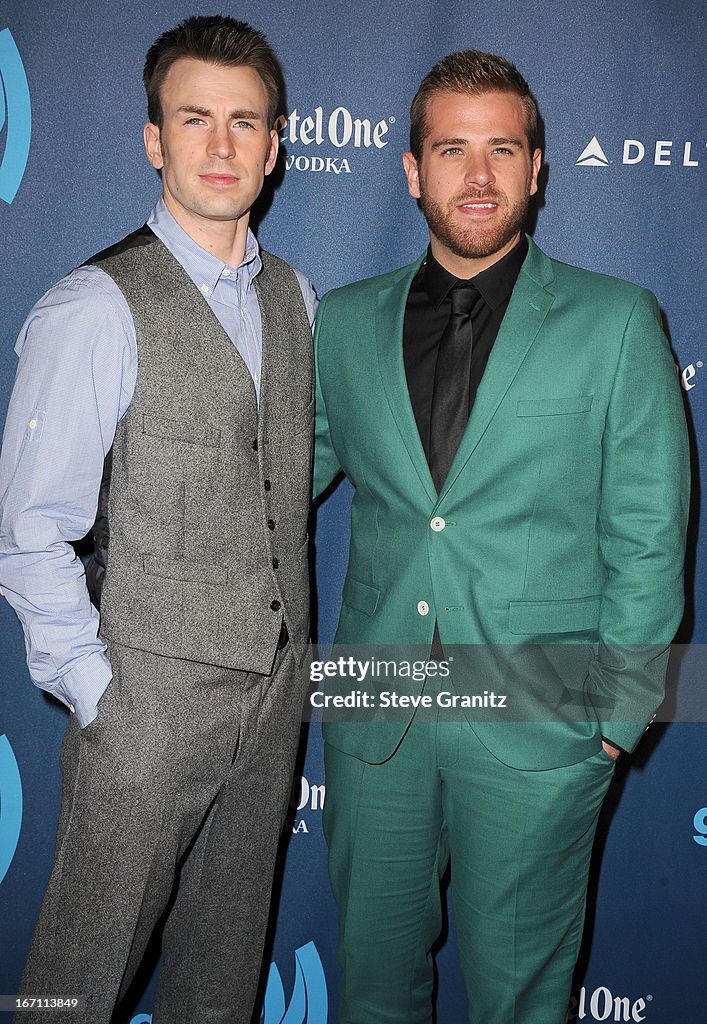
[
  {"x1": 200, "y1": 173, "x2": 239, "y2": 186},
  {"x1": 457, "y1": 197, "x2": 500, "y2": 216}
]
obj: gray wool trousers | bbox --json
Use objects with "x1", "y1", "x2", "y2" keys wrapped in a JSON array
[{"x1": 17, "y1": 638, "x2": 307, "y2": 1024}]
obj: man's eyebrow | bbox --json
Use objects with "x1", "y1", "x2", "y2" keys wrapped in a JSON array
[
  {"x1": 176, "y1": 105, "x2": 264, "y2": 120},
  {"x1": 430, "y1": 137, "x2": 468, "y2": 150},
  {"x1": 429, "y1": 135, "x2": 525, "y2": 151},
  {"x1": 488, "y1": 136, "x2": 524, "y2": 147}
]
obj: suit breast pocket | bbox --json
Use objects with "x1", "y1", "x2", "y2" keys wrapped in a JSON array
[
  {"x1": 516, "y1": 396, "x2": 593, "y2": 417},
  {"x1": 514, "y1": 395, "x2": 595, "y2": 456}
]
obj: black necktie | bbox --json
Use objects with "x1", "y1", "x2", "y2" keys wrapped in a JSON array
[{"x1": 429, "y1": 284, "x2": 479, "y2": 493}]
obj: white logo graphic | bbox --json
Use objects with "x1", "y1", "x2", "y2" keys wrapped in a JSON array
[
  {"x1": 577, "y1": 135, "x2": 704, "y2": 168},
  {"x1": 680, "y1": 360, "x2": 702, "y2": 391},
  {"x1": 576, "y1": 136, "x2": 610, "y2": 167},
  {"x1": 290, "y1": 774, "x2": 325, "y2": 834},
  {"x1": 276, "y1": 105, "x2": 396, "y2": 175},
  {"x1": 568, "y1": 985, "x2": 651, "y2": 1022}
]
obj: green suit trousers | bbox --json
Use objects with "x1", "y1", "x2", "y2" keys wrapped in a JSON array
[{"x1": 324, "y1": 703, "x2": 615, "y2": 1024}]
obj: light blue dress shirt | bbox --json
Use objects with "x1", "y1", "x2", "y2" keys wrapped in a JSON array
[{"x1": 0, "y1": 199, "x2": 317, "y2": 727}]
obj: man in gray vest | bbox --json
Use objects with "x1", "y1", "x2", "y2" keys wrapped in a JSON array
[{"x1": 0, "y1": 16, "x2": 315, "y2": 1024}]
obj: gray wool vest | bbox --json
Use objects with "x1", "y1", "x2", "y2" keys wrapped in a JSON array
[{"x1": 86, "y1": 226, "x2": 313, "y2": 675}]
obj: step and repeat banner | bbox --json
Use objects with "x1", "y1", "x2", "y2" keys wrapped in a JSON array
[{"x1": 1, "y1": 1, "x2": 705, "y2": 1021}]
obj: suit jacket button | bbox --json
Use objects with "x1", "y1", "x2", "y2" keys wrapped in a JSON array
[
  {"x1": 430, "y1": 517, "x2": 446, "y2": 532},
  {"x1": 417, "y1": 600, "x2": 430, "y2": 616},
  {"x1": 268, "y1": 519, "x2": 276, "y2": 530},
  {"x1": 264, "y1": 480, "x2": 271, "y2": 491},
  {"x1": 272, "y1": 558, "x2": 279, "y2": 569},
  {"x1": 270, "y1": 600, "x2": 281, "y2": 611}
]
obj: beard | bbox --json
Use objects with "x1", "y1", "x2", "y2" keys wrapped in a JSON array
[{"x1": 418, "y1": 182, "x2": 531, "y2": 262}]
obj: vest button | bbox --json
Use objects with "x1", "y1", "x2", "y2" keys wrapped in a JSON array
[
  {"x1": 252, "y1": 439, "x2": 258, "y2": 451},
  {"x1": 270, "y1": 600, "x2": 281, "y2": 611},
  {"x1": 272, "y1": 558, "x2": 279, "y2": 569},
  {"x1": 267, "y1": 519, "x2": 276, "y2": 531},
  {"x1": 264, "y1": 480, "x2": 271, "y2": 491}
]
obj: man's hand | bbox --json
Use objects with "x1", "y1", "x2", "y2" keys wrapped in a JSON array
[{"x1": 602, "y1": 739, "x2": 621, "y2": 762}]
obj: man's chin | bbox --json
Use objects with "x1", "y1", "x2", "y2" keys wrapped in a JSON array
[
  {"x1": 193, "y1": 200, "x2": 253, "y2": 223},
  {"x1": 442, "y1": 227, "x2": 519, "y2": 261}
]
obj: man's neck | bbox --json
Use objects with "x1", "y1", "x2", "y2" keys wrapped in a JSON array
[{"x1": 162, "y1": 194, "x2": 250, "y2": 266}]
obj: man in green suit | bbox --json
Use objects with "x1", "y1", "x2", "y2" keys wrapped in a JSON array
[{"x1": 313, "y1": 50, "x2": 689, "y2": 1024}]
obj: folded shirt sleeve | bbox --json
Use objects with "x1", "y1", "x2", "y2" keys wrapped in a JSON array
[{"x1": 0, "y1": 266, "x2": 136, "y2": 726}]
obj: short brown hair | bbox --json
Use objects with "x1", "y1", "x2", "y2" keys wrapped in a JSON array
[
  {"x1": 409, "y1": 49, "x2": 539, "y2": 159},
  {"x1": 143, "y1": 15, "x2": 284, "y2": 128}
]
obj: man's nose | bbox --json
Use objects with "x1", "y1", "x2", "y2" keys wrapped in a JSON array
[
  {"x1": 464, "y1": 152, "x2": 495, "y2": 189},
  {"x1": 208, "y1": 124, "x2": 236, "y2": 159}
]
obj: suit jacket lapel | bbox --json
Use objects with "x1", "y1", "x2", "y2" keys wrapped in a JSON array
[
  {"x1": 376, "y1": 255, "x2": 437, "y2": 503},
  {"x1": 439, "y1": 238, "x2": 556, "y2": 501}
]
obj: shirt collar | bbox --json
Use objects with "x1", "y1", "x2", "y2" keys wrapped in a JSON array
[
  {"x1": 423, "y1": 235, "x2": 528, "y2": 311},
  {"x1": 146, "y1": 197, "x2": 262, "y2": 299}
]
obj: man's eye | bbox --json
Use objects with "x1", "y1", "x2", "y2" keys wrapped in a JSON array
[
  {"x1": 441, "y1": 147, "x2": 462, "y2": 156},
  {"x1": 185, "y1": 117, "x2": 205, "y2": 125},
  {"x1": 235, "y1": 120, "x2": 255, "y2": 130},
  {"x1": 493, "y1": 147, "x2": 513, "y2": 155}
]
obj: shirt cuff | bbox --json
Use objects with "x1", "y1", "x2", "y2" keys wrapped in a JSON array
[{"x1": 53, "y1": 650, "x2": 113, "y2": 728}]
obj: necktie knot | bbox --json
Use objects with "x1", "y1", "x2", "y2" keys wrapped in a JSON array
[{"x1": 450, "y1": 284, "x2": 478, "y2": 317}]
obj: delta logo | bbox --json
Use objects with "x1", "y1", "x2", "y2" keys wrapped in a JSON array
[
  {"x1": 0, "y1": 27, "x2": 31, "y2": 204},
  {"x1": 576, "y1": 135, "x2": 704, "y2": 168},
  {"x1": 276, "y1": 104, "x2": 397, "y2": 175}
]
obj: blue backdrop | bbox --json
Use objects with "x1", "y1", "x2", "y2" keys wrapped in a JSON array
[{"x1": 1, "y1": 1, "x2": 705, "y2": 1021}]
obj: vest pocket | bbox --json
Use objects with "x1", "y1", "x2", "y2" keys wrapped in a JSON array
[
  {"x1": 143, "y1": 554, "x2": 228, "y2": 586},
  {"x1": 142, "y1": 414, "x2": 222, "y2": 447},
  {"x1": 292, "y1": 397, "x2": 315, "y2": 435}
]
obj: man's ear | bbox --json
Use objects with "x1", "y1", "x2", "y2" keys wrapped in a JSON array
[
  {"x1": 402, "y1": 151, "x2": 421, "y2": 199},
  {"x1": 264, "y1": 128, "x2": 279, "y2": 177},
  {"x1": 529, "y1": 148, "x2": 542, "y2": 196},
  {"x1": 144, "y1": 122, "x2": 164, "y2": 171}
]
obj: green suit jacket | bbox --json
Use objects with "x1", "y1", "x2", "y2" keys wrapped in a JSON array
[{"x1": 313, "y1": 238, "x2": 689, "y2": 769}]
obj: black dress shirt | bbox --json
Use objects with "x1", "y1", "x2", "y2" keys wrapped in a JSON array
[{"x1": 403, "y1": 236, "x2": 528, "y2": 466}]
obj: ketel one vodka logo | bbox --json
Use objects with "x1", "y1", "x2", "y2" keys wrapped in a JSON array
[
  {"x1": 0, "y1": 734, "x2": 23, "y2": 884},
  {"x1": 0, "y1": 28, "x2": 31, "y2": 204},
  {"x1": 261, "y1": 941, "x2": 328, "y2": 1024},
  {"x1": 290, "y1": 774, "x2": 326, "y2": 835},
  {"x1": 277, "y1": 104, "x2": 395, "y2": 174},
  {"x1": 568, "y1": 985, "x2": 651, "y2": 1022}
]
